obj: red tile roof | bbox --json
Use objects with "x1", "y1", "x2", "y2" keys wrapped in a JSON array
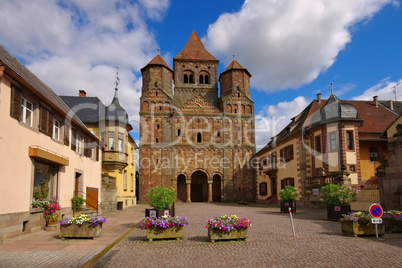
[
  {"x1": 144, "y1": 54, "x2": 173, "y2": 71},
  {"x1": 174, "y1": 31, "x2": 218, "y2": 61}
]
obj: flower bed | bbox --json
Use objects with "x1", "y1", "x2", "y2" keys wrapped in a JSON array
[
  {"x1": 59, "y1": 214, "x2": 107, "y2": 238},
  {"x1": 206, "y1": 215, "x2": 251, "y2": 242},
  {"x1": 140, "y1": 216, "x2": 189, "y2": 241},
  {"x1": 383, "y1": 210, "x2": 402, "y2": 233}
]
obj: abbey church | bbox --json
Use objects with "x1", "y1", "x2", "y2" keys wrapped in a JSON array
[{"x1": 139, "y1": 31, "x2": 256, "y2": 203}]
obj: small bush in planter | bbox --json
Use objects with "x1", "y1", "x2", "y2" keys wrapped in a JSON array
[
  {"x1": 146, "y1": 186, "x2": 177, "y2": 210},
  {"x1": 320, "y1": 184, "x2": 359, "y2": 206},
  {"x1": 279, "y1": 185, "x2": 298, "y2": 202},
  {"x1": 71, "y1": 196, "x2": 86, "y2": 216}
]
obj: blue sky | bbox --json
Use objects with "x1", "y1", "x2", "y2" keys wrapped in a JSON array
[{"x1": 1, "y1": 0, "x2": 401, "y2": 149}]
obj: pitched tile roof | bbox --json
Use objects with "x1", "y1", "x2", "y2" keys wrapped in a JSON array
[
  {"x1": 174, "y1": 31, "x2": 218, "y2": 61},
  {"x1": 221, "y1": 60, "x2": 251, "y2": 77},
  {"x1": 142, "y1": 54, "x2": 173, "y2": 72},
  {"x1": 255, "y1": 97, "x2": 400, "y2": 156},
  {"x1": 0, "y1": 45, "x2": 92, "y2": 136}
]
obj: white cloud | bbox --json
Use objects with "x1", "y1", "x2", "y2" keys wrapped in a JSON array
[
  {"x1": 352, "y1": 78, "x2": 402, "y2": 100},
  {"x1": 203, "y1": 0, "x2": 393, "y2": 91},
  {"x1": 0, "y1": 0, "x2": 170, "y2": 137},
  {"x1": 255, "y1": 96, "x2": 310, "y2": 149}
]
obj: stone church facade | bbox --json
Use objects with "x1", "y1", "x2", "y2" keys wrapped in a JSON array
[{"x1": 139, "y1": 32, "x2": 256, "y2": 203}]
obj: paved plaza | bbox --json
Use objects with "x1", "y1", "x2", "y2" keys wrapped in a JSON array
[{"x1": 0, "y1": 203, "x2": 401, "y2": 268}]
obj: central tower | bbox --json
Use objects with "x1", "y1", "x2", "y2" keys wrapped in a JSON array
[{"x1": 139, "y1": 31, "x2": 256, "y2": 203}]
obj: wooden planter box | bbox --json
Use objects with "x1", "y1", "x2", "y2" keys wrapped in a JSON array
[
  {"x1": 280, "y1": 201, "x2": 296, "y2": 213},
  {"x1": 208, "y1": 228, "x2": 248, "y2": 242},
  {"x1": 146, "y1": 226, "x2": 184, "y2": 242},
  {"x1": 341, "y1": 221, "x2": 385, "y2": 237},
  {"x1": 385, "y1": 220, "x2": 402, "y2": 233},
  {"x1": 327, "y1": 205, "x2": 350, "y2": 221},
  {"x1": 59, "y1": 224, "x2": 102, "y2": 239}
]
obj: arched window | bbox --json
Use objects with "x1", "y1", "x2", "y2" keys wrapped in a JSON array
[
  {"x1": 177, "y1": 129, "x2": 181, "y2": 136},
  {"x1": 205, "y1": 75, "x2": 209, "y2": 84},
  {"x1": 156, "y1": 138, "x2": 159, "y2": 143},
  {"x1": 197, "y1": 132, "x2": 202, "y2": 143},
  {"x1": 184, "y1": 74, "x2": 188, "y2": 83},
  {"x1": 199, "y1": 75, "x2": 204, "y2": 84},
  {"x1": 189, "y1": 75, "x2": 194, "y2": 84},
  {"x1": 156, "y1": 91, "x2": 158, "y2": 96},
  {"x1": 217, "y1": 130, "x2": 220, "y2": 138}
]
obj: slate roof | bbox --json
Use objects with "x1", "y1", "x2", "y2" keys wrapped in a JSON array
[
  {"x1": 59, "y1": 96, "x2": 105, "y2": 123},
  {"x1": 0, "y1": 45, "x2": 92, "y2": 136},
  {"x1": 174, "y1": 31, "x2": 218, "y2": 61}
]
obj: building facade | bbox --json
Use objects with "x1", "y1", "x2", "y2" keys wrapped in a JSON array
[
  {"x1": 0, "y1": 45, "x2": 101, "y2": 243},
  {"x1": 255, "y1": 93, "x2": 400, "y2": 204},
  {"x1": 61, "y1": 88, "x2": 137, "y2": 211},
  {"x1": 139, "y1": 32, "x2": 256, "y2": 203}
]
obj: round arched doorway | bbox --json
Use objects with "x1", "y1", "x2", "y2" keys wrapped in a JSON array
[{"x1": 191, "y1": 170, "x2": 208, "y2": 202}]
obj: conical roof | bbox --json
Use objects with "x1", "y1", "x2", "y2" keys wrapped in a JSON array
[
  {"x1": 174, "y1": 31, "x2": 218, "y2": 61},
  {"x1": 221, "y1": 60, "x2": 251, "y2": 77},
  {"x1": 142, "y1": 54, "x2": 173, "y2": 72},
  {"x1": 106, "y1": 88, "x2": 129, "y2": 124}
]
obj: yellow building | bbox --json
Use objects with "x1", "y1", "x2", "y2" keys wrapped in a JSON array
[
  {"x1": 255, "y1": 93, "x2": 401, "y2": 204},
  {"x1": 61, "y1": 88, "x2": 138, "y2": 210}
]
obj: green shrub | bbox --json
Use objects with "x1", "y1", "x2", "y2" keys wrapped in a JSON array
[
  {"x1": 320, "y1": 183, "x2": 359, "y2": 206},
  {"x1": 279, "y1": 185, "x2": 299, "y2": 202},
  {"x1": 146, "y1": 186, "x2": 177, "y2": 210},
  {"x1": 70, "y1": 196, "x2": 86, "y2": 210}
]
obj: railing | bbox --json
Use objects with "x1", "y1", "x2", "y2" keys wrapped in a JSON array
[
  {"x1": 304, "y1": 174, "x2": 343, "y2": 187},
  {"x1": 75, "y1": 191, "x2": 101, "y2": 215}
]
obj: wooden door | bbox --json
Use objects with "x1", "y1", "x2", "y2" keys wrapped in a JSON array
[{"x1": 86, "y1": 187, "x2": 98, "y2": 211}]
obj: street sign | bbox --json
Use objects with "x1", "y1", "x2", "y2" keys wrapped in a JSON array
[
  {"x1": 371, "y1": 218, "x2": 383, "y2": 224},
  {"x1": 369, "y1": 203, "x2": 383, "y2": 218}
]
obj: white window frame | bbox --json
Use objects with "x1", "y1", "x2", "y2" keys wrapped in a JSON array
[
  {"x1": 76, "y1": 134, "x2": 82, "y2": 154},
  {"x1": 118, "y1": 132, "x2": 124, "y2": 152},
  {"x1": 53, "y1": 119, "x2": 60, "y2": 140},
  {"x1": 123, "y1": 171, "x2": 127, "y2": 190},
  {"x1": 22, "y1": 98, "x2": 33, "y2": 126},
  {"x1": 108, "y1": 131, "x2": 114, "y2": 150}
]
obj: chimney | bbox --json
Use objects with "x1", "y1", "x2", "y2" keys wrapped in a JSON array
[
  {"x1": 373, "y1": 96, "x2": 378, "y2": 107},
  {"x1": 317, "y1": 93, "x2": 321, "y2": 103},
  {"x1": 79, "y1": 90, "x2": 86, "y2": 97},
  {"x1": 389, "y1": 100, "x2": 394, "y2": 110}
]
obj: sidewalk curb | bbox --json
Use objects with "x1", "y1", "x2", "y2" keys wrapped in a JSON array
[{"x1": 82, "y1": 220, "x2": 143, "y2": 268}]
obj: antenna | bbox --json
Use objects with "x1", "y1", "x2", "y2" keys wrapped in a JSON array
[
  {"x1": 115, "y1": 65, "x2": 120, "y2": 90},
  {"x1": 391, "y1": 82, "x2": 401, "y2": 101}
]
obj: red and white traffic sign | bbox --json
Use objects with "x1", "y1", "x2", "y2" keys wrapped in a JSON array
[{"x1": 369, "y1": 203, "x2": 383, "y2": 218}]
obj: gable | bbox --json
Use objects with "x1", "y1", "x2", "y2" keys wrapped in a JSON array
[{"x1": 180, "y1": 95, "x2": 222, "y2": 115}]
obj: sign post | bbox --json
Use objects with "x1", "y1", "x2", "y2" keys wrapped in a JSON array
[
  {"x1": 289, "y1": 207, "x2": 295, "y2": 237},
  {"x1": 369, "y1": 203, "x2": 383, "y2": 239}
]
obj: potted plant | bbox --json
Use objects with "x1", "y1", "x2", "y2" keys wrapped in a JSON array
[
  {"x1": 320, "y1": 183, "x2": 359, "y2": 221},
  {"x1": 206, "y1": 214, "x2": 251, "y2": 242},
  {"x1": 383, "y1": 210, "x2": 402, "y2": 233},
  {"x1": 140, "y1": 215, "x2": 189, "y2": 241},
  {"x1": 279, "y1": 185, "x2": 299, "y2": 213},
  {"x1": 70, "y1": 196, "x2": 86, "y2": 217},
  {"x1": 43, "y1": 198, "x2": 61, "y2": 230},
  {"x1": 145, "y1": 186, "x2": 177, "y2": 217},
  {"x1": 33, "y1": 181, "x2": 49, "y2": 200},
  {"x1": 341, "y1": 212, "x2": 385, "y2": 237},
  {"x1": 59, "y1": 214, "x2": 107, "y2": 238}
]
